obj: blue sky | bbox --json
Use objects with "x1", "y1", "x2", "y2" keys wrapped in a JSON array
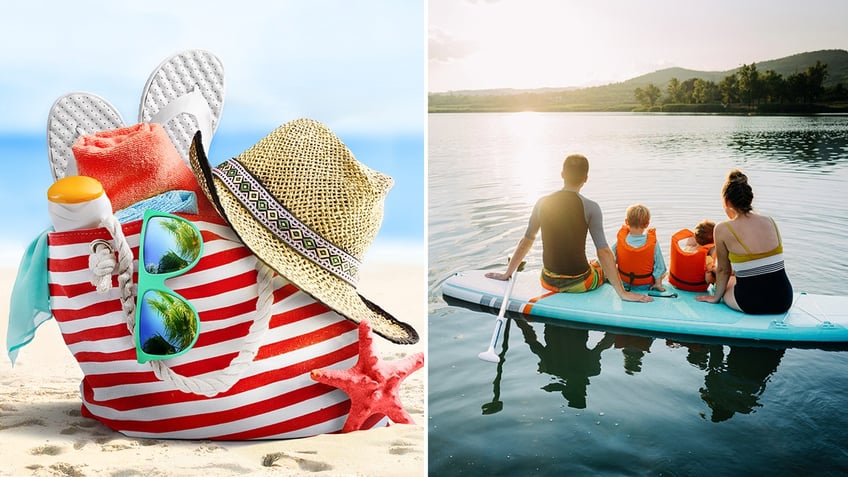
[
  {"x1": 429, "y1": 0, "x2": 848, "y2": 92},
  {"x1": 0, "y1": 1, "x2": 425, "y2": 266},
  {"x1": 0, "y1": 1, "x2": 424, "y2": 136}
]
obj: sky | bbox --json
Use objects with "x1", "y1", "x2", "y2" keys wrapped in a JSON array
[
  {"x1": 429, "y1": 0, "x2": 848, "y2": 92},
  {"x1": 0, "y1": 1, "x2": 424, "y2": 136},
  {"x1": 0, "y1": 1, "x2": 426, "y2": 266}
]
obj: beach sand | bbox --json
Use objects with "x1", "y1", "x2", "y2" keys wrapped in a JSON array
[{"x1": 0, "y1": 261, "x2": 426, "y2": 477}]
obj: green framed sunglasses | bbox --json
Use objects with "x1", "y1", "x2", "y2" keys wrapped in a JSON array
[{"x1": 135, "y1": 210, "x2": 204, "y2": 363}]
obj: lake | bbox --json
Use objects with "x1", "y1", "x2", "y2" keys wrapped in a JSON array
[{"x1": 428, "y1": 112, "x2": 848, "y2": 475}]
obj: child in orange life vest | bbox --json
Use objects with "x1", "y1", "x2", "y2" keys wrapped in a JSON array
[
  {"x1": 612, "y1": 204, "x2": 667, "y2": 292},
  {"x1": 669, "y1": 220, "x2": 717, "y2": 292},
  {"x1": 681, "y1": 220, "x2": 717, "y2": 284}
]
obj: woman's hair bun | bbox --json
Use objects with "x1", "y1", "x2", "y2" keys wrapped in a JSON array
[
  {"x1": 728, "y1": 169, "x2": 748, "y2": 184},
  {"x1": 723, "y1": 168, "x2": 754, "y2": 213}
]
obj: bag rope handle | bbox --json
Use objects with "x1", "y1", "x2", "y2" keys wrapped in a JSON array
[{"x1": 90, "y1": 215, "x2": 274, "y2": 397}]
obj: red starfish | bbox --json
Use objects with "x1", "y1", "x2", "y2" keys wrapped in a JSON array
[{"x1": 310, "y1": 320, "x2": 424, "y2": 433}]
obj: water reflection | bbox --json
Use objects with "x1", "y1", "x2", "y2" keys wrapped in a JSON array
[
  {"x1": 694, "y1": 344, "x2": 785, "y2": 422},
  {"x1": 514, "y1": 319, "x2": 615, "y2": 409},
  {"x1": 486, "y1": 316, "x2": 789, "y2": 422},
  {"x1": 482, "y1": 318, "x2": 512, "y2": 415},
  {"x1": 667, "y1": 340, "x2": 785, "y2": 422},
  {"x1": 614, "y1": 335, "x2": 655, "y2": 375},
  {"x1": 730, "y1": 125, "x2": 848, "y2": 168}
]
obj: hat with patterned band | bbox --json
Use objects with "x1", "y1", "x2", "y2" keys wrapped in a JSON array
[{"x1": 188, "y1": 118, "x2": 418, "y2": 344}]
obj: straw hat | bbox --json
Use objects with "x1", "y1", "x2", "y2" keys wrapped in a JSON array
[{"x1": 189, "y1": 118, "x2": 418, "y2": 344}]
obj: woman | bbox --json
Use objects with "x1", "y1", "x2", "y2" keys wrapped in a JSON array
[{"x1": 695, "y1": 170, "x2": 793, "y2": 314}]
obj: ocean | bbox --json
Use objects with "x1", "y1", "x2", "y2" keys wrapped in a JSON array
[{"x1": 0, "y1": 131, "x2": 424, "y2": 268}]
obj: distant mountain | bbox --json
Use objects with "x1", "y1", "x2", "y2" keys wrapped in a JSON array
[
  {"x1": 429, "y1": 49, "x2": 848, "y2": 112},
  {"x1": 623, "y1": 50, "x2": 848, "y2": 89}
]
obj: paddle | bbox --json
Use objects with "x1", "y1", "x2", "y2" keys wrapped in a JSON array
[
  {"x1": 478, "y1": 265, "x2": 520, "y2": 363},
  {"x1": 481, "y1": 318, "x2": 511, "y2": 414}
]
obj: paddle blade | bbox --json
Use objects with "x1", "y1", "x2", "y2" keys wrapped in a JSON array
[
  {"x1": 478, "y1": 349, "x2": 499, "y2": 362},
  {"x1": 481, "y1": 400, "x2": 503, "y2": 415}
]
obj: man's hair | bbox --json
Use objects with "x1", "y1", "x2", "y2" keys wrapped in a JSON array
[
  {"x1": 562, "y1": 154, "x2": 589, "y2": 185},
  {"x1": 625, "y1": 204, "x2": 651, "y2": 229}
]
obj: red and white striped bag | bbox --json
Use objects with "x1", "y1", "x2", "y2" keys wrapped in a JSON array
[{"x1": 47, "y1": 214, "x2": 386, "y2": 440}]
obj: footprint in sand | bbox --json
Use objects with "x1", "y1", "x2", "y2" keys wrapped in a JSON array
[
  {"x1": 25, "y1": 463, "x2": 86, "y2": 477},
  {"x1": 389, "y1": 439, "x2": 421, "y2": 456},
  {"x1": 0, "y1": 418, "x2": 45, "y2": 431},
  {"x1": 261, "y1": 452, "x2": 333, "y2": 472},
  {"x1": 30, "y1": 444, "x2": 64, "y2": 456}
]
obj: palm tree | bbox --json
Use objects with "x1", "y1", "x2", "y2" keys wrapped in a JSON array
[
  {"x1": 156, "y1": 217, "x2": 201, "y2": 273},
  {"x1": 145, "y1": 290, "x2": 198, "y2": 351},
  {"x1": 142, "y1": 333, "x2": 178, "y2": 356}
]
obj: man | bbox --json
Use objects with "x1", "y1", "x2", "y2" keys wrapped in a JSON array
[{"x1": 486, "y1": 154, "x2": 652, "y2": 303}]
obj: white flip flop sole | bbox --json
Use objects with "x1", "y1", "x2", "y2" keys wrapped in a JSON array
[
  {"x1": 138, "y1": 50, "x2": 225, "y2": 163},
  {"x1": 46, "y1": 92, "x2": 125, "y2": 181}
]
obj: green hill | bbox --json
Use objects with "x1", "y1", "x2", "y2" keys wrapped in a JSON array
[
  {"x1": 624, "y1": 50, "x2": 848, "y2": 88},
  {"x1": 429, "y1": 49, "x2": 848, "y2": 113}
]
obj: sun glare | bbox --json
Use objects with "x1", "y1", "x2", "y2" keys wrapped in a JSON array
[{"x1": 500, "y1": 112, "x2": 562, "y2": 205}]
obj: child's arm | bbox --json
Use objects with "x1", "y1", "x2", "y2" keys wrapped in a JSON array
[
  {"x1": 705, "y1": 255, "x2": 717, "y2": 284},
  {"x1": 651, "y1": 242, "x2": 667, "y2": 291}
]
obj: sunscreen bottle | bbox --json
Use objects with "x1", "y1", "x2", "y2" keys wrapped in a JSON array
[{"x1": 47, "y1": 176, "x2": 113, "y2": 232}]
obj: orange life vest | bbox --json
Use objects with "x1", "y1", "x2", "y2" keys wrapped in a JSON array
[
  {"x1": 668, "y1": 228, "x2": 714, "y2": 292},
  {"x1": 616, "y1": 225, "x2": 656, "y2": 287}
]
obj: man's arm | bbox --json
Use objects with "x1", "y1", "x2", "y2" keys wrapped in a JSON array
[
  {"x1": 597, "y1": 247, "x2": 653, "y2": 302},
  {"x1": 487, "y1": 201, "x2": 540, "y2": 281},
  {"x1": 486, "y1": 236, "x2": 533, "y2": 281}
]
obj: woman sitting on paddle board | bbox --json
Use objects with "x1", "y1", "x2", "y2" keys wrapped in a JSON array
[{"x1": 695, "y1": 170, "x2": 793, "y2": 314}]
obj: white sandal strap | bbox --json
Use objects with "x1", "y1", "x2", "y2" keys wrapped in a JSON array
[{"x1": 149, "y1": 87, "x2": 215, "y2": 153}]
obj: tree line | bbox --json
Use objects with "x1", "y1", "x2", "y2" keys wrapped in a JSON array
[{"x1": 634, "y1": 61, "x2": 846, "y2": 110}]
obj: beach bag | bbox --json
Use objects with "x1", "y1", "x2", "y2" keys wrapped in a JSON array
[{"x1": 47, "y1": 214, "x2": 387, "y2": 440}]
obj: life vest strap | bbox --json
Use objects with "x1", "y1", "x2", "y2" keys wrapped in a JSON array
[
  {"x1": 618, "y1": 267, "x2": 653, "y2": 289},
  {"x1": 669, "y1": 271, "x2": 706, "y2": 287}
]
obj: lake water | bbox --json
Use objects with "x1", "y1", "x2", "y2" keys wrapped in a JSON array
[{"x1": 428, "y1": 113, "x2": 848, "y2": 475}]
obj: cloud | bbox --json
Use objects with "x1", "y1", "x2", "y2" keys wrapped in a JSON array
[{"x1": 428, "y1": 26, "x2": 478, "y2": 63}]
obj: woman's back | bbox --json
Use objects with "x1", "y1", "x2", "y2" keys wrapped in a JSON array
[{"x1": 720, "y1": 213, "x2": 781, "y2": 261}]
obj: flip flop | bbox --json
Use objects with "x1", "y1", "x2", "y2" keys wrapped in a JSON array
[
  {"x1": 138, "y1": 49, "x2": 225, "y2": 164},
  {"x1": 46, "y1": 92, "x2": 125, "y2": 180}
]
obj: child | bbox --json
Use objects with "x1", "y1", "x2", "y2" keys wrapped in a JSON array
[
  {"x1": 612, "y1": 204, "x2": 667, "y2": 292},
  {"x1": 669, "y1": 219, "x2": 716, "y2": 291}
]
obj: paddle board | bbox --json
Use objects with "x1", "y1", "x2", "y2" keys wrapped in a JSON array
[{"x1": 442, "y1": 269, "x2": 848, "y2": 343}]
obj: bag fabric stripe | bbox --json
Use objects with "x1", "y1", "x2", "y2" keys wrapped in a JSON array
[{"x1": 47, "y1": 215, "x2": 378, "y2": 440}]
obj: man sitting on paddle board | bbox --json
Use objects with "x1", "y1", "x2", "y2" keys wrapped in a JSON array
[{"x1": 486, "y1": 154, "x2": 652, "y2": 303}]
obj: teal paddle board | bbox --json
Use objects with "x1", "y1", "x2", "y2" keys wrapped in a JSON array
[{"x1": 442, "y1": 269, "x2": 848, "y2": 343}]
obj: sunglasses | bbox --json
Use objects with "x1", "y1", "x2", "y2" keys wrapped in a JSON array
[{"x1": 135, "y1": 210, "x2": 204, "y2": 363}]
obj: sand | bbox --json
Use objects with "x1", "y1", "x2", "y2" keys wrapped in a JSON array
[{"x1": 0, "y1": 260, "x2": 426, "y2": 477}]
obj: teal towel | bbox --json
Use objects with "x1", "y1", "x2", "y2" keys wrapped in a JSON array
[
  {"x1": 115, "y1": 190, "x2": 198, "y2": 222},
  {"x1": 7, "y1": 229, "x2": 52, "y2": 365}
]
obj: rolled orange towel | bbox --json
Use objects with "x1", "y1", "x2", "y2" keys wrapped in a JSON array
[{"x1": 71, "y1": 123, "x2": 217, "y2": 218}]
